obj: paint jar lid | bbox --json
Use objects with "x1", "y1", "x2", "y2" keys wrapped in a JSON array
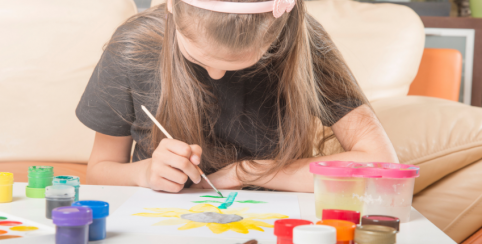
[
  {"x1": 354, "y1": 225, "x2": 397, "y2": 244},
  {"x1": 0, "y1": 172, "x2": 14, "y2": 184},
  {"x1": 45, "y1": 185, "x2": 75, "y2": 198},
  {"x1": 317, "y1": 219, "x2": 356, "y2": 241},
  {"x1": 293, "y1": 225, "x2": 336, "y2": 244},
  {"x1": 52, "y1": 206, "x2": 93, "y2": 226},
  {"x1": 274, "y1": 219, "x2": 313, "y2": 238},
  {"x1": 28, "y1": 166, "x2": 53, "y2": 178},
  {"x1": 322, "y1": 209, "x2": 360, "y2": 224},
  {"x1": 52, "y1": 176, "x2": 80, "y2": 187},
  {"x1": 25, "y1": 186, "x2": 46, "y2": 198},
  {"x1": 72, "y1": 200, "x2": 109, "y2": 219},
  {"x1": 309, "y1": 161, "x2": 419, "y2": 179},
  {"x1": 361, "y1": 215, "x2": 400, "y2": 232}
]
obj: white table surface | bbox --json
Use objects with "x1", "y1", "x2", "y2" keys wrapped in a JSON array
[{"x1": 0, "y1": 183, "x2": 455, "y2": 244}]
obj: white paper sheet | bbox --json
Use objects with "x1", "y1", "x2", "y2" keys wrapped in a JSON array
[{"x1": 108, "y1": 188, "x2": 300, "y2": 240}]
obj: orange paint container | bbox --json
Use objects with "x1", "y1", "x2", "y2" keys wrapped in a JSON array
[{"x1": 317, "y1": 219, "x2": 356, "y2": 244}]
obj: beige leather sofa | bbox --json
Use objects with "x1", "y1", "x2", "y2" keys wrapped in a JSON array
[{"x1": 2, "y1": 0, "x2": 482, "y2": 242}]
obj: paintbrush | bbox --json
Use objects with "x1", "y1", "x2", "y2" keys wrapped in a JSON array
[{"x1": 141, "y1": 105, "x2": 224, "y2": 198}]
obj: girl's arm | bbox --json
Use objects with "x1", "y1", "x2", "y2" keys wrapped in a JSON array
[
  {"x1": 194, "y1": 104, "x2": 398, "y2": 192},
  {"x1": 86, "y1": 132, "x2": 203, "y2": 192}
]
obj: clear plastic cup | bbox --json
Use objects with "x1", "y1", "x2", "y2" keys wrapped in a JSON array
[
  {"x1": 314, "y1": 175, "x2": 365, "y2": 219},
  {"x1": 362, "y1": 164, "x2": 418, "y2": 223},
  {"x1": 311, "y1": 162, "x2": 366, "y2": 219}
]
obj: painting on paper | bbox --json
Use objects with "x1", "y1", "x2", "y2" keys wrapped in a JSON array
[
  {"x1": 108, "y1": 188, "x2": 301, "y2": 240},
  {"x1": 0, "y1": 211, "x2": 54, "y2": 240}
]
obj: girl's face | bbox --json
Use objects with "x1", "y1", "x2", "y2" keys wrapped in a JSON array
[{"x1": 177, "y1": 31, "x2": 267, "y2": 79}]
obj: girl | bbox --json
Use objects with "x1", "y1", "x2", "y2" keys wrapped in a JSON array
[{"x1": 76, "y1": 0, "x2": 398, "y2": 193}]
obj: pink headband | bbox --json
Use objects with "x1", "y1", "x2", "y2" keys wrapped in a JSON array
[{"x1": 180, "y1": 0, "x2": 296, "y2": 18}]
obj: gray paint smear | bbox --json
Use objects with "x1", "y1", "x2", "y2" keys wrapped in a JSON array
[{"x1": 181, "y1": 212, "x2": 243, "y2": 224}]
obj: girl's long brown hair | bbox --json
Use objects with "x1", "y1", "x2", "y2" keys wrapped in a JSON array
[{"x1": 106, "y1": 1, "x2": 367, "y2": 184}]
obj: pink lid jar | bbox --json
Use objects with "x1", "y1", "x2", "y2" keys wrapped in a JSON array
[{"x1": 310, "y1": 161, "x2": 419, "y2": 222}]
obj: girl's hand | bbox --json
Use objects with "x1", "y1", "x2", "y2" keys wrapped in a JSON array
[
  {"x1": 190, "y1": 163, "x2": 242, "y2": 190},
  {"x1": 138, "y1": 138, "x2": 202, "y2": 192}
]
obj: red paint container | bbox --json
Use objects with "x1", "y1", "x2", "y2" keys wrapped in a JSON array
[
  {"x1": 274, "y1": 219, "x2": 313, "y2": 244},
  {"x1": 322, "y1": 209, "x2": 361, "y2": 225}
]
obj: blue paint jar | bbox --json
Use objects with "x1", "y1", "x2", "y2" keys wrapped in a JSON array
[
  {"x1": 52, "y1": 176, "x2": 80, "y2": 201},
  {"x1": 52, "y1": 206, "x2": 92, "y2": 244},
  {"x1": 72, "y1": 200, "x2": 109, "y2": 241}
]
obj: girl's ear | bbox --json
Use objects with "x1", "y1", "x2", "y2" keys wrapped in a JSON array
[{"x1": 167, "y1": 0, "x2": 173, "y2": 13}]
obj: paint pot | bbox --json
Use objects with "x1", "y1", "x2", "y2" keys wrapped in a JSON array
[
  {"x1": 293, "y1": 225, "x2": 336, "y2": 244},
  {"x1": 26, "y1": 166, "x2": 53, "y2": 198},
  {"x1": 317, "y1": 220, "x2": 356, "y2": 244},
  {"x1": 52, "y1": 206, "x2": 92, "y2": 244},
  {"x1": 274, "y1": 219, "x2": 313, "y2": 244},
  {"x1": 361, "y1": 215, "x2": 400, "y2": 232},
  {"x1": 45, "y1": 185, "x2": 75, "y2": 219},
  {"x1": 53, "y1": 176, "x2": 80, "y2": 201},
  {"x1": 362, "y1": 163, "x2": 419, "y2": 223},
  {"x1": 322, "y1": 209, "x2": 360, "y2": 225},
  {"x1": 354, "y1": 225, "x2": 397, "y2": 244},
  {"x1": 0, "y1": 172, "x2": 14, "y2": 203},
  {"x1": 72, "y1": 200, "x2": 109, "y2": 241},
  {"x1": 310, "y1": 162, "x2": 365, "y2": 218}
]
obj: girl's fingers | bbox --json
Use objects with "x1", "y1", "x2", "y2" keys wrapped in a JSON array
[
  {"x1": 150, "y1": 176, "x2": 184, "y2": 192},
  {"x1": 161, "y1": 138, "x2": 193, "y2": 158},
  {"x1": 158, "y1": 164, "x2": 188, "y2": 185},
  {"x1": 189, "y1": 144, "x2": 202, "y2": 165},
  {"x1": 162, "y1": 152, "x2": 202, "y2": 184}
]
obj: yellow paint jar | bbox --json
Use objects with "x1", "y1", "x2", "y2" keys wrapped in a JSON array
[{"x1": 0, "y1": 172, "x2": 14, "y2": 203}]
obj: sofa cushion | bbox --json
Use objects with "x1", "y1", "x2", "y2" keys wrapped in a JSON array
[
  {"x1": 0, "y1": 0, "x2": 137, "y2": 162},
  {"x1": 372, "y1": 96, "x2": 482, "y2": 194},
  {"x1": 305, "y1": 0, "x2": 425, "y2": 101},
  {"x1": 413, "y1": 159, "x2": 482, "y2": 243}
]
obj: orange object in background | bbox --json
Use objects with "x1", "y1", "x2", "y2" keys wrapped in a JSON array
[
  {"x1": 408, "y1": 48, "x2": 462, "y2": 102},
  {"x1": 317, "y1": 219, "x2": 356, "y2": 244}
]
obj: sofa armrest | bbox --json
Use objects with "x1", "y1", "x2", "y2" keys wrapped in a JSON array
[{"x1": 372, "y1": 96, "x2": 482, "y2": 194}]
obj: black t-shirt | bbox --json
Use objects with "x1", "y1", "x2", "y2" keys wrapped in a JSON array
[{"x1": 76, "y1": 29, "x2": 361, "y2": 164}]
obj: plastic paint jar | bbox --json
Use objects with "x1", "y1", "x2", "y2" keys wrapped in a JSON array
[
  {"x1": 317, "y1": 219, "x2": 356, "y2": 244},
  {"x1": 26, "y1": 166, "x2": 54, "y2": 198},
  {"x1": 52, "y1": 206, "x2": 92, "y2": 244},
  {"x1": 0, "y1": 172, "x2": 14, "y2": 203},
  {"x1": 354, "y1": 225, "x2": 397, "y2": 244},
  {"x1": 361, "y1": 215, "x2": 400, "y2": 232},
  {"x1": 293, "y1": 225, "x2": 336, "y2": 244},
  {"x1": 72, "y1": 200, "x2": 109, "y2": 241},
  {"x1": 362, "y1": 163, "x2": 419, "y2": 223},
  {"x1": 45, "y1": 185, "x2": 75, "y2": 219},
  {"x1": 310, "y1": 162, "x2": 366, "y2": 218},
  {"x1": 322, "y1": 209, "x2": 361, "y2": 225},
  {"x1": 53, "y1": 176, "x2": 80, "y2": 201},
  {"x1": 274, "y1": 219, "x2": 314, "y2": 244}
]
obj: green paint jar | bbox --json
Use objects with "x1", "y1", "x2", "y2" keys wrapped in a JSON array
[
  {"x1": 53, "y1": 176, "x2": 80, "y2": 201},
  {"x1": 26, "y1": 166, "x2": 54, "y2": 198}
]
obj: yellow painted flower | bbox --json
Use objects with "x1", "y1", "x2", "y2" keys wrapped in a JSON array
[{"x1": 133, "y1": 204, "x2": 288, "y2": 234}]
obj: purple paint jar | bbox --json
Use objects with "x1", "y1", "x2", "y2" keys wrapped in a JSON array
[{"x1": 52, "y1": 206, "x2": 92, "y2": 244}]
